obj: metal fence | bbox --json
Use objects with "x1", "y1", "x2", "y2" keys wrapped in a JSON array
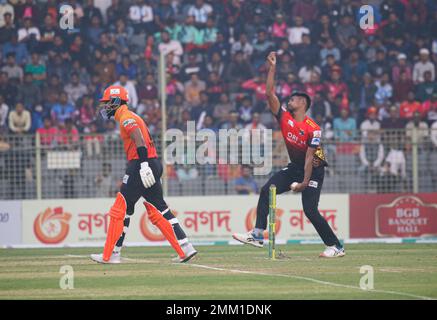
[{"x1": 0, "y1": 128, "x2": 436, "y2": 200}]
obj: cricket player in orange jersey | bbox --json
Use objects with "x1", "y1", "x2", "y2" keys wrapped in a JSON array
[{"x1": 91, "y1": 85, "x2": 197, "y2": 263}]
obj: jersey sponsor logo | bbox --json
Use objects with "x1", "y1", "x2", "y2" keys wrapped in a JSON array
[
  {"x1": 287, "y1": 120, "x2": 294, "y2": 127},
  {"x1": 311, "y1": 137, "x2": 321, "y2": 145},
  {"x1": 299, "y1": 129, "x2": 305, "y2": 136},
  {"x1": 110, "y1": 88, "x2": 121, "y2": 95},
  {"x1": 122, "y1": 118, "x2": 136, "y2": 127},
  {"x1": 313, "y1": 130, "x2": 322, "y2": 138},
  {"x1": 122, "y1": 174, "x2": 129, "y2": 184},
  {"x1": 308, "y1": 180, "x2": 318, "y2": 188}
]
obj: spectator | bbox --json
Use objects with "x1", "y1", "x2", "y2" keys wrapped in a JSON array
[
  {"x1": 213, "y1": 93, "x2": 235, "y2": 125},
  {"x1": 382, "y1": 105, "x2": 404, "y2": 129},
  {"x1": 95, "y1": 162, "x2": 116, "y2": 197},
  {"x1": 180, "y1": 53, "x2": 205, "y2": 82},
  {"x1": 17, "y1": 72, "x2": 41, "y2": 108},
  {"x1": 8, "y1": 102, "x2": 31, "y2": 134},
  {"x1": 0, "y1": 3, "x2": 14, "y2": 29},
  {"x1": 238, "y1": 96, "x2": 254, "y2": 124},
  {"x1": 84, "y1": 122, "x2": 103, "y2": 157},
  {"x1": 0, "y1": 94, "x2": 9, "y2": 131},
  {"x1": 360, "y1": 107, "x2": 381, "y2": 141},
  {"x1": 380, "y1": 147, "x2": 406, "y2": 192},
  {"x1": 0, "y1": 72, "x2": 17, "y2": 107},
  {"x1": 188, "y1": 0, "x2": 213, "y2": 28},
  {"x1": 225, "y1": 51, "x2": 254, "y2": 92},
  {"x1": 342, "y1": 50, "x2": 367, "y2": 82},
  {"x1": 17, "y1": 17, "x2": 40, "y2": 49},
  {"x1": 291, "y1": 1, "x2": 318, "y2": 23},
  {"x1": 313, "y1": 14, "x2": 336, "y2": 45},
  {"x1": 176, "y1": 163, "x2": 199, "y2": 182},
  {"x1": 405, "y1": 111, "x2": 429, "y2": 146},
  {"x1": 231, "y1": 33, "x2": 253, "y2": 60},
  {"x1": 220, "y1": 110, "x2": 242, "y2": 130},
  {"x1": 336, "y1": 15, "x2": 357, "y2": 48},
  {"x1": 113, "y1": 74, "x2": 138, "y2": 109},
  {"x1": 270, "y1": 13, "x2": 288, "y2": 43},
  {"x1": 205, "y1": 71, "x2": 225, "y2": 104},
  {"x1": 138, "y1": 73, "x2": 158, "y2": 102},
  {"x1": 326, "y1": 69, "x2": 348, "y2": 110},
  {"x1": 252, "y1": 30, "x2": 273, "y2": 69},
  {"x1": 287, "y1": 16, "x2": 310, "y2": 46},
  {"x1": 64, "y1": 72, "x2": 88, "y2": 105},
  {"x1": 393, "y1": 70, "x2": 414, "y2": 103},
  {"x1": 24, "y1": 52, "x2": 46, "y2": 85},
  {"x1": 51, "y1": 92, "x2": 75, "y2": 125},
  {"x1": 184, "y1": 73, "x2": 206, "y2": 107},
  {"x1": 2, "y1": 53, "x2": 23, "y2": 82},
  {"x1": 374, "y1": 73, "x2": 393, "y2": 106},
  {"x1": 423, "y1": 93, "x2": 437, "y2": 123},
  {"x1": 359, "y1": 130, "x2": 385, "y2": 190},
  {"x1": 168, "y1": 93, "x2": 187, "y2": 128},
  {"x1": 57, "y1": 118, "x2": 79, "y2": 147},
  {"x1": 36, "y1": 117, "x2": 57, "y2": 146},
  {"x1": 277, "y1": 51, "x2": 298, "y2": 79},
  {"x1": 310, "y1": 92, "x2": 332, "y2": 120},
  {"x1": 400, "y1": 91, "x2": 421, "y2": 120},
  {"x1": 355, "y1": 73, "x2": 376, "y2": 121},
  {"x1": 206, "y1": 51, "x2": 225, "y2": 77},
  {"x1": 413, "y1": 48, "x2": 435, "y2": 83},
  {"x1": 233, "y1": 165, "x2": 258, "y2": 195},
  {"x1": 370, "y1": 50, "x2": 390, "y2": 80},
  {"x1": 333, "y1": 108, "x2": 357, "y2": 142},
  {"x1": 320, "y1": 38, "x2": 340, "y2": 66},
  {"x1": 416, "y1": 71, "x2": 437, "y2": 102},
  {"x1": 0, "y1": 12, "x2": 16, "y2": 45},
  {"x1": 77, "y1": 95, "x2": 97, "y2": 130},
  {"x1": 431, "y1": 119, "x2": 437, "y2": 150},
  {"x1": 2, "y1": 34, "x2": 29, "y2": 65},
  {"x1": 93, "y1": 53, "x2": 116, "y2": 85},
  {"x1": 158, "y1": 30, "x2": 183, "y2": 67},
  {"x1": 115, "y1": 55, "x2": 137, "y2": 80},
  {"x1": 128, "y1": 0, "x2": 154, "y2": 34},
  {"x1": 392, "y1": 53, "x2": 412, "y2": 82}
]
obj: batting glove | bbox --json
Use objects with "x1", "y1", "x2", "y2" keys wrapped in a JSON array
[{"x1": 140, "y1": 162, "x2": 155, "y2": 188}]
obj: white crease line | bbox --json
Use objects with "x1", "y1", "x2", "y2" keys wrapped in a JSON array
[
  {"x1": 185, "y1": 263, "x2": 435, "y2": 300},
  {"x1": 64, "y1": 254, "x2": 157, "y2": 264}
]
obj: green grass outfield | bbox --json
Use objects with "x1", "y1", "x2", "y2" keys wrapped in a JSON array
[{"x1": 1, "y1": 244, "x2": 436, "y2": 300}]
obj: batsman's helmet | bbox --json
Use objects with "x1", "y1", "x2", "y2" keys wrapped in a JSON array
[{"x1": 99, "y1": 85, "x2": 129, "y2": 119}]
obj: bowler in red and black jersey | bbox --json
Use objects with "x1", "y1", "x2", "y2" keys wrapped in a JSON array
[{"x1": 233, "y1": 52, "x2": 345, "y2": 258}]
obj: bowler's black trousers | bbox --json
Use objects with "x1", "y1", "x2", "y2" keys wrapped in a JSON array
[{"x1": 255, "y1": 162, "x2": 341, "y2": 247}]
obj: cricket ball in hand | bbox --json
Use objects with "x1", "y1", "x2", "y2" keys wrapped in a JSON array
[{"x1": 291, "y1": 182, "x2": 298, "y2": 192}]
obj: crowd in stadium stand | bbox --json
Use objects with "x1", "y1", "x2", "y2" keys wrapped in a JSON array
[{"x1": 0, "y1": 0, "x2": 437, "y2": 195}]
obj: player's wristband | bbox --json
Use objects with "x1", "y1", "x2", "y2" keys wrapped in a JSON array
[{"x1": 137, "y1": 146, "x2": 148, "y2": 162}]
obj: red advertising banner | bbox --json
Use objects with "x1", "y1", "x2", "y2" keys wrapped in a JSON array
[{"x1": 350, "y1": 193, "x2": 437, "y2": 238}]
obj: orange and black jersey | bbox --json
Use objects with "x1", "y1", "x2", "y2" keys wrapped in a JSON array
[
  {"x1": 275, "y1": 105, "x2": 327, "y2": 168},
  {"x1": 114, "y1": 105, "x2": 157, "y2": 161}
]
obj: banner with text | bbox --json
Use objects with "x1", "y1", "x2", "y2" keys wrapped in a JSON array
[
  {"x1": 21, "y1": 194, "x2": 349, "y2": 245},
  {"x1": 0, "y1": 201, "x2": 22, "y2": 246},
  {"x1": 350, "y1": 193, "x2": 437, "y2": 238}
]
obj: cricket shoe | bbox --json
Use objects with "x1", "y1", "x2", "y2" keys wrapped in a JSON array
[
  {"x1": 319, "y1": 246, "x2": 345, "y2": 258},
  {"x1": 232, "y1": 231, "x2": 264, "y2": 248},
  {"x1": 90, "y1": 252, "x2": 121, "y2": 264},
  {"x1": 172, "y1": 243, "x2": 198, "y2": 263}
]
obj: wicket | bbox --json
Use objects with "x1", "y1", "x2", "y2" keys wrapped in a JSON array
[{"x1": 268, "y1": 185, "x2": 276, "y2": 260}]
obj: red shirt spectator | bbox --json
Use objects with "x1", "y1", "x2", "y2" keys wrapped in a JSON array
[
  {"x1": 400, "y1": 93, "x2": 422, "y2": 120},
  {"x1": 241, "y1": 77, "x2": 266, "y2": 101},
  {"x1": 421, "y1": 94, "x2": 437, "y2": 117},
  {"x1": 57, "y1": 119, "x2": 79, "y2": 146},
  {"x1": 37, "y1": 118, "x2": 57, "y2": 146}
]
